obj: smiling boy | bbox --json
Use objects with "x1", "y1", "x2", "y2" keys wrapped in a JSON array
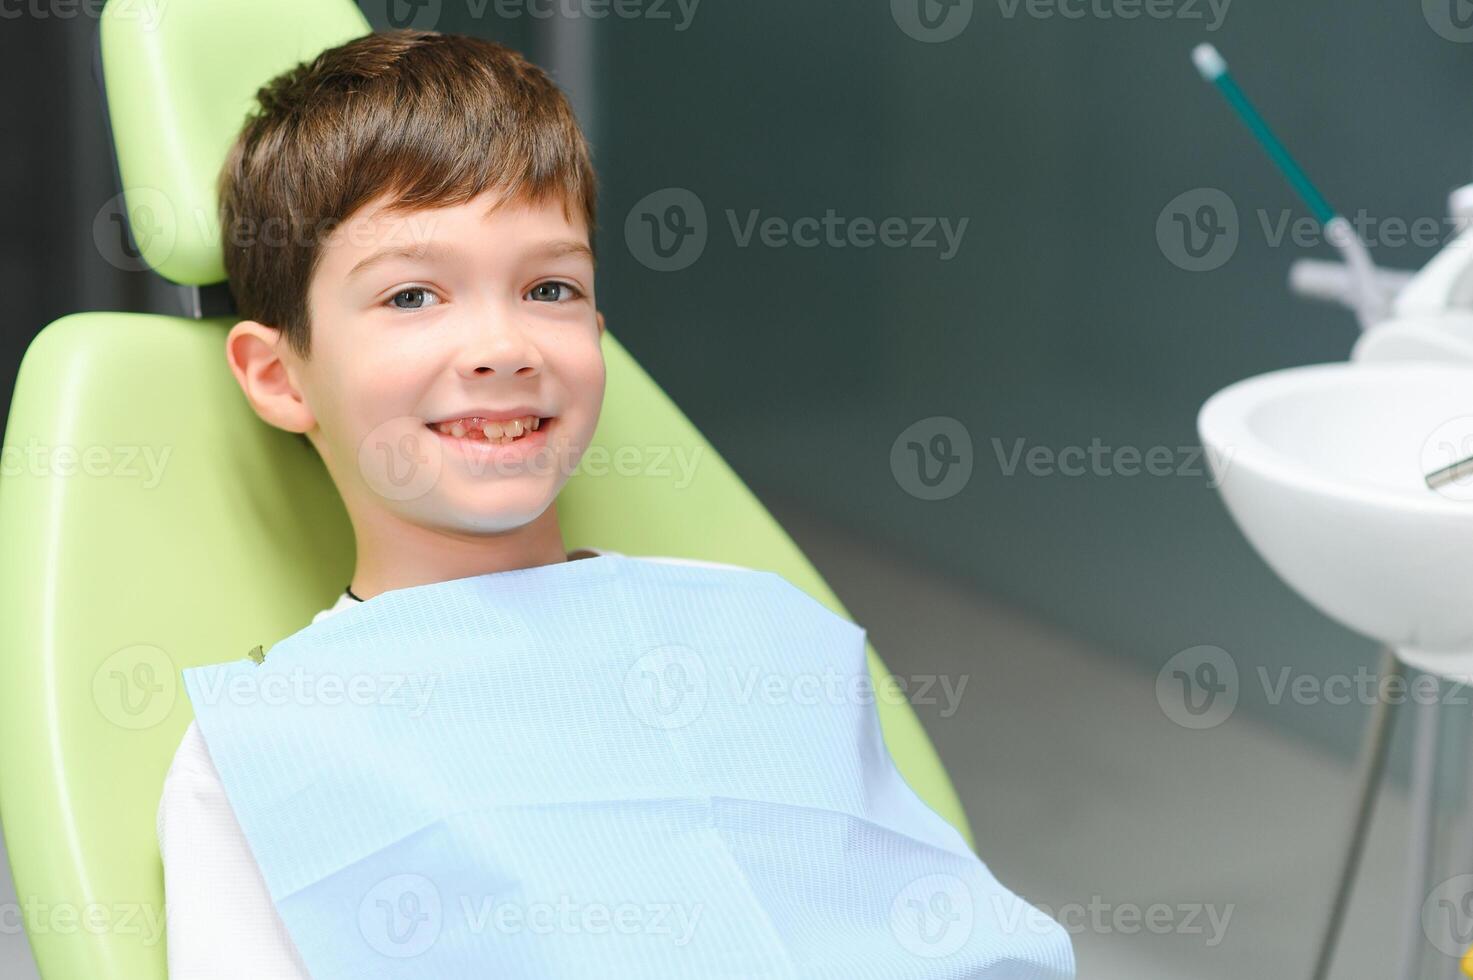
[
  {"x1": 157, "y1": 27, "x2": 1074, "y2": 979},
  {"x1": 157, "y1": 30, "x2": 632, "y2": 976},
  {"x1": 219, "y1": 35, "x2": 606, "y2": 590}
]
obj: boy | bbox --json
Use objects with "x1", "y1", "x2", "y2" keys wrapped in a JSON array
[{"x1": 158, "y1": 28, "x2": 1074, "y2": 979}]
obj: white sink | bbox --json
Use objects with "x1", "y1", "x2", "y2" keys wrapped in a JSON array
[
  {"x1": 1198, "y1": 362, "x2": 1473, "y2": 678},
  {"x1": 1351, "y1": 313, "x2": 1473, "y2": 364}
]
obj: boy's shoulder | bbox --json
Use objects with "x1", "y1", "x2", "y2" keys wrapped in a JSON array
[
  {"x1": 163, "y1": 720, "x2": 215, "y2": 781},
  {"x1": 157, "y1": 720, "x2": 224, "y2": 845}
]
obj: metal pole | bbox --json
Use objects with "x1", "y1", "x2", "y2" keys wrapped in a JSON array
[
  {"x1": 1399, "y1": 688, "x2": 1440, "y2": 980},
  {"x1": 1311, "y1": 647, "x2": 1404, "y2": 980}
]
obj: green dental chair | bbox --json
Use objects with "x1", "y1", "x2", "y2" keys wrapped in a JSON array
[{"x1": 0, "y1": 1, "x2": 974, "y2": 977}]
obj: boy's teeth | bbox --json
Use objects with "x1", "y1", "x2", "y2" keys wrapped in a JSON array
[{"x1": 433, "y1": 414, "x2": 542, "y2": 443}]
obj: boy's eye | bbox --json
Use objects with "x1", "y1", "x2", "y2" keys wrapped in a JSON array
[
  {"x1": 527, "y1": 281, "x2": 581, "y2": 303},
  {"x1": 387, "y1": 287, "x2": 437, "y2": 311}
]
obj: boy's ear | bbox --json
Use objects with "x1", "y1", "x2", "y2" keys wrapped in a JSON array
[
  {"x1": 596, "y1": 310, "x2": 605, "y2": 335},
  {"x1": 224, "y1": 320, "x2": 317, "y2": 436}
]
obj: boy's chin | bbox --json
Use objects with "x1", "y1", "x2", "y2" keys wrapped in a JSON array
[{"x1": 417, "y1": 488, "x2": 559, "y2": 534}]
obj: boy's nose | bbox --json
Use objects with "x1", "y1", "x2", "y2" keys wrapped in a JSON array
[{"x1": 457, "y1": 317, "x2": 543, "y2": 377}]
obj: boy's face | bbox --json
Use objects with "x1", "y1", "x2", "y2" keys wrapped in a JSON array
[{"x1": 261, "y1": 187, "x2": 605, "y2": 535}]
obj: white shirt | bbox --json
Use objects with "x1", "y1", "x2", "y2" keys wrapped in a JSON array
[{"x1": 157, "y1": 548, "x2": 743, "y2": 978}]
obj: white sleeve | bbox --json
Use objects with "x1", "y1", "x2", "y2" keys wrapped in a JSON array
[
  {"x1": 157, "y1": 722, "x2": 313, "y2": 979},
  {"x1": 641, "y1": 555, "x2": 755, "y2": 572}
]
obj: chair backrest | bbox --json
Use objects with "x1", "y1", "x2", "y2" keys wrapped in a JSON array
[{"x1": 0, "y1": 3, "x2": 973, "y2": 978}]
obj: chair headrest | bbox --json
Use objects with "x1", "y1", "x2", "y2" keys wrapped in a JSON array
[{"x1": 99, "y1": 0, "x2": 371, "y2": 286}]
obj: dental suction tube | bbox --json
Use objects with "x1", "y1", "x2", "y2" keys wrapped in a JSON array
[{"x1": 1192, "y1": 43, "x2": 1386, "y2": 330}]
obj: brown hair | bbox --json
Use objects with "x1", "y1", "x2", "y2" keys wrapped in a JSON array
[{"x1": 218, "y1": 29, "x2": 598, "y2": 360}]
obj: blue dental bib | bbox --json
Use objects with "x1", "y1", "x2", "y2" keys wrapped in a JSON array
[{"x1": 183, "y1": 554, "x2": 1074, "y2": 979}]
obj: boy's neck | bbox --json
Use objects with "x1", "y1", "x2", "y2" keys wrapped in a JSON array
[{"x1": 345, "y1": 501, "x2": 572, "y2": 601}]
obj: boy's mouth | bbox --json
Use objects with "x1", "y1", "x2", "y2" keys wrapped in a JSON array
[{"x1": 426, "y1": 415, "x2": 551, "y2": 446}]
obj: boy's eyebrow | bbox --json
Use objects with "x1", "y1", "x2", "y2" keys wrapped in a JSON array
[
  {"x1": 346, "y1": 239, "x2": 594, "y2": 281},
  {"x1": 531, "y1": 240, "x2": 596, "y2": 264},
  {"x1": 347, "y1": 241, "x2": 456, "y2": 282}
]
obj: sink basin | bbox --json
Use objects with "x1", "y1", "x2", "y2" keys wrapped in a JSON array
[{"x1": 1198, "y1": 362, "x2": 1473, "y2": 678}]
